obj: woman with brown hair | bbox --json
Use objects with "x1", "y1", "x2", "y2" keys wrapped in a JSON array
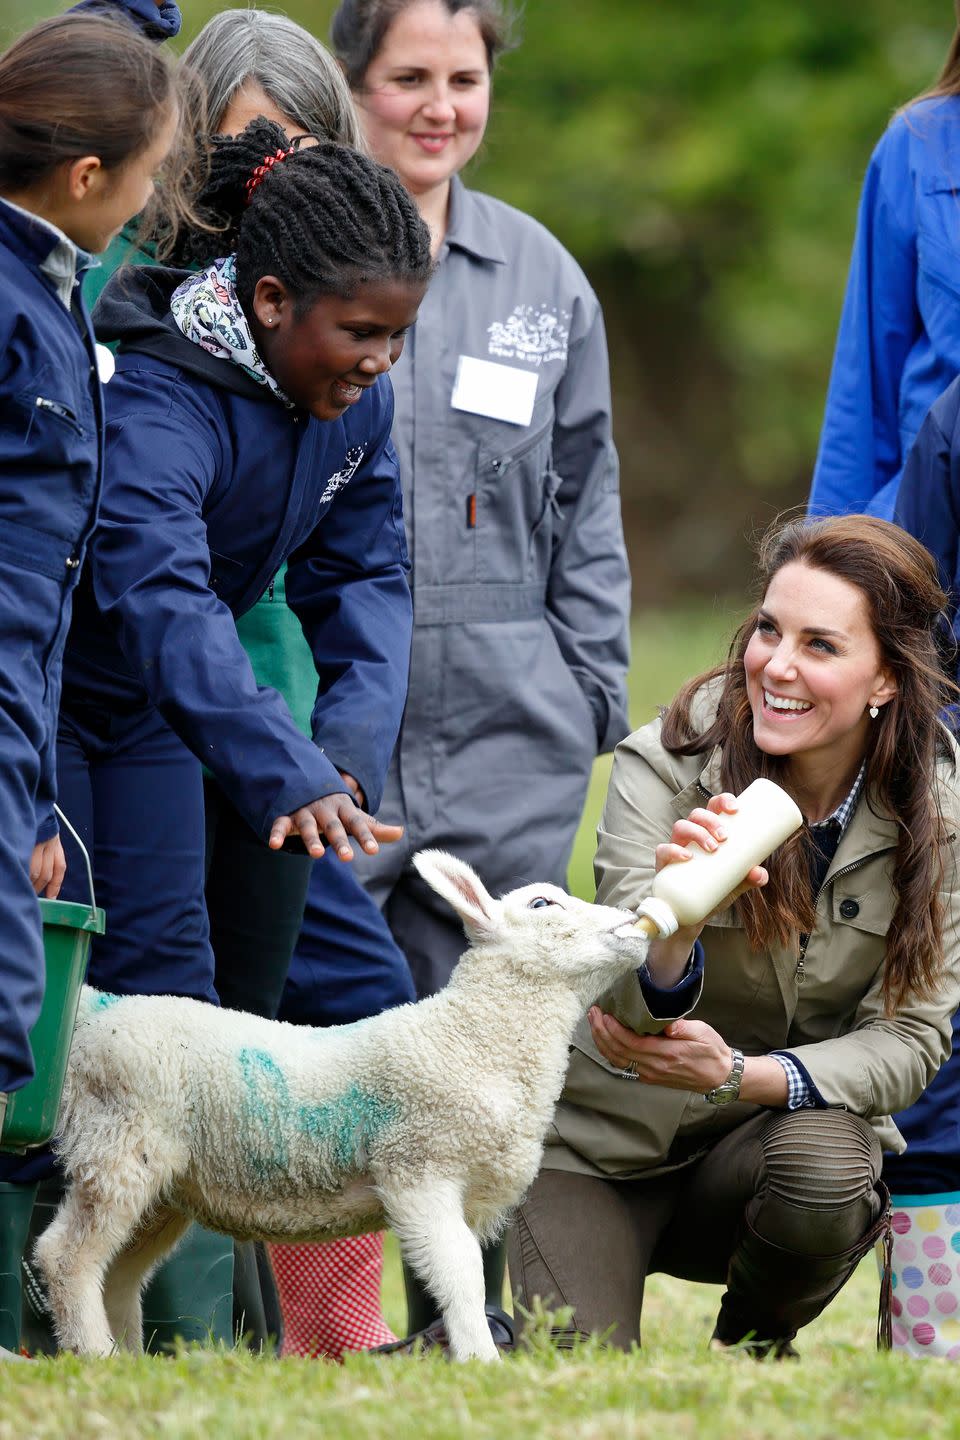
[{"x1": 510, "y1": 514, "x2": 960, "y2": 1358}]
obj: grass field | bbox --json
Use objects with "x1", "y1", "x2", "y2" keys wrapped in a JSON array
[{"x1": 4, "y1": 604, "x2": 947, "y2": 1439}]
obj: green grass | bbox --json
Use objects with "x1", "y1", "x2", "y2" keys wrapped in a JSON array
[
  {"x1": 5, "y1": 604, "x2": 937, "y2": 1438},
  {"x1": 0, "y1": 1257, "x2": 942, "y2": 1440}
]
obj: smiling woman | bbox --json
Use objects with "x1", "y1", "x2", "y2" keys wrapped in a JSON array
[{"x1": 509, "y1": 513, "x2": 960, "y2": 1361}]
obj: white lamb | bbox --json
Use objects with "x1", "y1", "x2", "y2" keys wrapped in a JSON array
[{"x1": 35, "y1": 850, "x2": 649, "y2": 1362}]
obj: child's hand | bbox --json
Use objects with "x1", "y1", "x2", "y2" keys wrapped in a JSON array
[
  {"x1": 30, "y1": 836, "x2": 66, "y2": 898},
  {"x1": 268, "y1": 793, "x2": 403, "y2": 859}
]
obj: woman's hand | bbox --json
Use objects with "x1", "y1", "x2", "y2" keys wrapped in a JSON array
[
  {"x1": 643, "y1": 793, "x2": 768, "y2": 988},
  {"x1": 268, "y1": 792, "x2": 402, "y2": 859},
  {"x1": 587, "y1": 1009, "x2": 790, "y2": 1105},
  {"x1": 656, "y1": 792, "x2": 768, "y2": 901},
  {"x1": 30, "y1": 836, "x2": 66, "y2": 899},
  {"x1": 588, "y1": 1009, "x2": 733, "y2": 1091}
]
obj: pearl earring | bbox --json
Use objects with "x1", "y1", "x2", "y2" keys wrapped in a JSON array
[{"x1": 869, "y1": 705, "x2": 879, "y2": 719}]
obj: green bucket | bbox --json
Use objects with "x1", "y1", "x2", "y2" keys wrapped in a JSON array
[{"x1": 0, "y1": 809, "x2": 105, "y2": 1153}]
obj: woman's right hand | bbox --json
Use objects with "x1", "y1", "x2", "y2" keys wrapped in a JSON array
[
  {"x1": 657, "y1": 792, "x2": 768, "y2": 901},
  {"x1": 643, "y1": 793, "x2": 767, "y2": 987},
  {"x1": 268, "y1": 793, "x2": 403, "y2": 860}
]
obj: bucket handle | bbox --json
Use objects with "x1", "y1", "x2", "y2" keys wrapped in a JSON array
[{"x1": 53, "y1": 803, "x2": 98, "y2": 918}]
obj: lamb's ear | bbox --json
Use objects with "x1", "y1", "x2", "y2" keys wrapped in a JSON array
[{"x1": 412, "y1": 850, "x2": 500, "y2": 942}]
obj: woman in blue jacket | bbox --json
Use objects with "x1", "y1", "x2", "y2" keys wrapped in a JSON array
[
  {"x1": 809, "y1": 11, "x2": 960, "y2": 520},
  {"x1": 0, "y1": 11, "x2": 181, "y2": 1356}
]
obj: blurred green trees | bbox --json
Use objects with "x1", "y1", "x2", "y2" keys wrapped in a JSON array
[{"x1": 6, "y1": 0, "x2": 956, "y2": 590}]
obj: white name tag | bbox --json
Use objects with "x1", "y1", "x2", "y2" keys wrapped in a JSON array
[{"x1": 451, "y1": 356, "x2": 538, "y2": 427}]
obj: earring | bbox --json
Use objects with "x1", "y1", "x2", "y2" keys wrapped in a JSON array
[{"x1": 869, "y1": 705, "x2": 879, "y2": 719}]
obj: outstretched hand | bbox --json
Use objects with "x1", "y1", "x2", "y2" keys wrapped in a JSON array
[{"x1": 268, "y1": 791, "x2": 402, "y2": 860}]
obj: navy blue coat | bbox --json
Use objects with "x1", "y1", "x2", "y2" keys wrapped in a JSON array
[
  {"x1": 62, "y1": 267, "x2": 412, "y2": 841},
  {"x1": 0, "y1": 200, "x2": 103, "y2": 840},
  {"x1": 0, "y1": 198, "x2": 103, "y2": 1095}
]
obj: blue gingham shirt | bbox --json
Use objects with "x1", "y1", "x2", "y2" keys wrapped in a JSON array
[{"x1": 771, "y1": 763, "x2": 866, "y2": 1109}]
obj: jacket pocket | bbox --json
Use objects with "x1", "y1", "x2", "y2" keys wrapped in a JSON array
[{"x1": 476, "y1": 416, "x2": 555, "y2": 584}]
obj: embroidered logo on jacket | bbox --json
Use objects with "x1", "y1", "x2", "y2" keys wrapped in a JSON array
[
  {"x1": 319, "y1": 446, "x2": 365, "y2": 504},
  {"x1": 487, "y1": 306, "x2": 570, "y2": 366}
]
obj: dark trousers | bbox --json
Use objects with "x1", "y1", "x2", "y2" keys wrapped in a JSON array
[
  {"x1": 0, "y1": 560, "x2": 78, "y2": 1097},
  {"x1": 279, "y1": 852, "x2": 415, "y2": 1028},
  {"x1": 57, "y1": 700, "x2": 217, "y2": 1003},
  {"x1": 510, "y1": 1108, "x2": 886, "y2": 1350},
  {"x1": 203, "y1": 778, "x2": 312, "y2": 1020}
]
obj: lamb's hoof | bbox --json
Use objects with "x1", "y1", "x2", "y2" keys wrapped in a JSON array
[{"x1": 369, "y1": 1305, "x2": 515, "y2": 1358}]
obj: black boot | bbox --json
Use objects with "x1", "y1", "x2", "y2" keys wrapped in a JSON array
[
  {"x1": 373, "y1": 1237, "x2": 513, "y2": 1355},
  {"x1": 233, "y1": 1240, "x2": 283, "y2": 1354},
  {"x1": 714, "y1": 1189, "x2": 891, "y2": 1355}
]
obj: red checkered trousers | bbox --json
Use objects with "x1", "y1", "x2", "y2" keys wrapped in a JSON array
[{"x1": 267, "y1": 1232, "x2": 398, "y2": 1358}]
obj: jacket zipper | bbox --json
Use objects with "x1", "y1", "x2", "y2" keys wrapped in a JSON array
[{"x1": 795, "y1": 851, "x2": 890, "y2": 983}]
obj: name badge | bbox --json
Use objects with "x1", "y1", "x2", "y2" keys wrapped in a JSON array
[{"x1": 451, "y1": 356, "x2": 538, "y2": 427}]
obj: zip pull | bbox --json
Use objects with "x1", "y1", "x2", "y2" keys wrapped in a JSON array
[{"x1": 795, "y1": 943, "x2": 807, "y2": 984}]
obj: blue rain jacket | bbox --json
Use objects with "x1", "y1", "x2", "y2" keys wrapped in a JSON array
[
  {"x1": 810, "y1": 97, "x2": 960, "y2": 521},
  {"x1": 0, "y1": 198, "x2": 102, "y2": 1093},
  {"x1": 62, "y1": 266, "x2": 412, "y2": 841}
]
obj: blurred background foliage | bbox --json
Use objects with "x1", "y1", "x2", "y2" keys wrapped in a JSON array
[{"x1": 6, "y1": 0, "x2": 957, "y2": 594}]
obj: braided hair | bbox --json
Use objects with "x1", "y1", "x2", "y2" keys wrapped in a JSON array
[{"x1": 169, "y1": 117, "x2": 432, "y2": 313}]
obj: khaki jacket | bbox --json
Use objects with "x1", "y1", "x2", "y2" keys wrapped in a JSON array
[{"x1": 544, "y1": 705, "x2": 960, "y2": 1180}]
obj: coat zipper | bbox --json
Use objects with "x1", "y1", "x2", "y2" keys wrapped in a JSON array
[{"x1": 795, "y1": 851, "x2": 891, "y2": 984}]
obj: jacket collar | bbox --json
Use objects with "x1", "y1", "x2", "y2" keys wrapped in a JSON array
[
  {"x1": 444, "y1": 177, "x2": 508, "y2": 265},
  {"x1": 0, "y1": 197, "x2": 96, "y2": 307}
]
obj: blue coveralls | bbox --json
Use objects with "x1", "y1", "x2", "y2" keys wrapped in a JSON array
[
  {"x1": 56, "y1": 267, "x2": 412, "y2": 1004},
  {"x1": 810, "y1": 96, "x2": 960, "y2": 521},
  {"x1": 0, "y1": 200, "x2": 102, "y2": 1099}
]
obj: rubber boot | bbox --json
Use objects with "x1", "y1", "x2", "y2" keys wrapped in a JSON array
[
  {"x1": 402, "y1": 1233, "x2": 507, "y2": 1334},
  {"x1": 714, "y1": 1197, "x2": 891, "y2": 1354},
  {"x1": 233, "y1": 1240, "x2": 283, "y2": 1353},
  {"x1": 0, "y1": 1182, "x2": 37, "y2": 1354},
  {"x1": 268, "y1": 1233, "x2": 397, "y2": 1358},
  {"x1": 142, "y1": 1223, "x2": 234, "y2": 1352},
  {"x1": 20, "y1": 1177, "x2": 62, "y2": 1356}
]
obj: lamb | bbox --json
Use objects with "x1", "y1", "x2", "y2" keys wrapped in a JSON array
[{"x1": 34, "y1": 850, "x2": 650, "y2": 1362}]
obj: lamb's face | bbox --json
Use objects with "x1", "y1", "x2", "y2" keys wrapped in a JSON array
[
  {"x1": 497, "y1": 883, "x2": 650, "y2": 994},
  {"x1": 413, "y1": 850, "x2": 649, "y2": 1001}
]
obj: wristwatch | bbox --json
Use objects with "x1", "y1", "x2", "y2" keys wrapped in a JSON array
[{"x1": 703, "y1": 1047, "x2": 745, "y2": 1106}]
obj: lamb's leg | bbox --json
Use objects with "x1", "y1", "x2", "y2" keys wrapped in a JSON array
[
  {"x1": 384, "y1": 1181, "x2": 498, "y2": 1362},
  {"x1": 103, "y1": 1209, "x2": 191, "y2": 1355},
  {"x1": 34, "y1": 1183, "x2": 150, "y2": 1356}
]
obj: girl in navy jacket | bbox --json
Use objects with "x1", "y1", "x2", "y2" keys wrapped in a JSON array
[
  {"x1": 55, "y1": 121, "x2": 431, "y2": 1012},
  {"x1": 0, "y1": 11, "x2": 181, "y2": 1356}
]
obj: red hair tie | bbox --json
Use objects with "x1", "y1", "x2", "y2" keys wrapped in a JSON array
[{"x1": 245, "y1": 147, "x2": 294, "y2": 205}]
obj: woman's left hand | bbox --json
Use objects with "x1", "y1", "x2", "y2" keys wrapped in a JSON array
[{"x1": 588, "y1": 1007, "x2": 733, "y2": 1092}]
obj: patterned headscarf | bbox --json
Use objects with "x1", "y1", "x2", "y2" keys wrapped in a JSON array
[{"x1": 170, "y1": 255, "x2": 294, "y2": 408}]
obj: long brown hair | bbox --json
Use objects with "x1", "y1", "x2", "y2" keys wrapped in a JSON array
[
  {"x1": 0, "y1": 15, "x2": 196, "y2": 238},
  {"x1": 661, "y1": 515, "x2": 956, "y2": 1011}
]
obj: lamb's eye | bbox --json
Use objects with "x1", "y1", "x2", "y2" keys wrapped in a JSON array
[{"x1": 528, "y1": 897, "x2": 554, "y2": 910}]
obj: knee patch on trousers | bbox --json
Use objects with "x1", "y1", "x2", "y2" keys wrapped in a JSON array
[{"x1": 760, "y1": 1109, "x2": 880, "y2": 1212}]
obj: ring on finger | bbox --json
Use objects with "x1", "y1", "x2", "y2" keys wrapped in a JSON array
[{"x1": 620, "y1": 1060, "x2": 640, "y2": 1080}]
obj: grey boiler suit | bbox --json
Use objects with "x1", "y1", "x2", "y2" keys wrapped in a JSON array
[{"x1": 351, "y1": 178, "x2": 631, "y2": 995}]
